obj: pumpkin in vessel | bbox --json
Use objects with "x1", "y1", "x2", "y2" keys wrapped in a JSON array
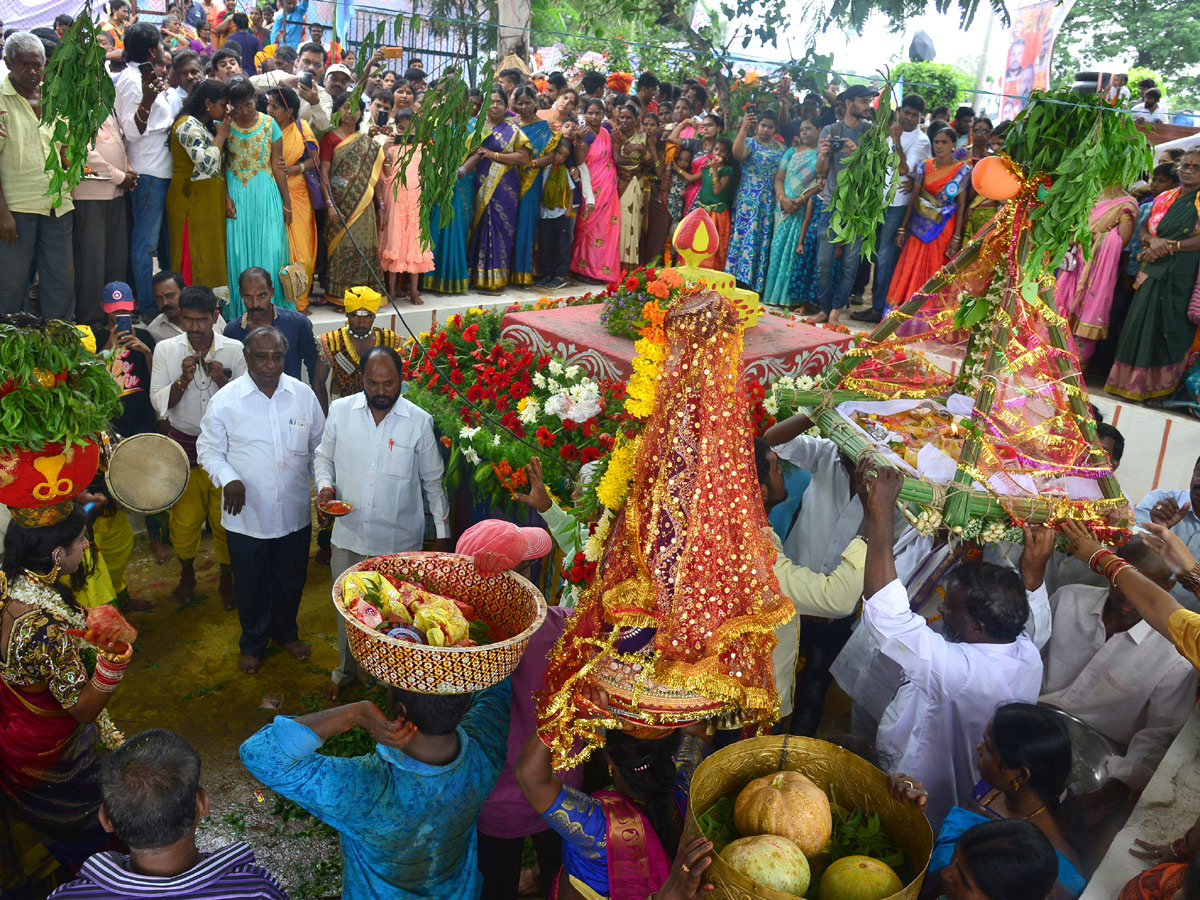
[
  {"x1": 721, "y1": 834, "x2": 811, "y2": 898},
  {"x1": 817, "y1": 855, "x2": 903, "y2": 900},
  {"x1": 734, "y1": 771, "x2": 832, "y2": 858}
]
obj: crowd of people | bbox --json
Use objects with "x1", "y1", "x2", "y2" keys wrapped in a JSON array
[
  {"x1": 6, "y1": 7, "x2": 1200, "y2": 900},
  {"x1": 0, "y1": 10, "x2": 1196, "y2": 400}
]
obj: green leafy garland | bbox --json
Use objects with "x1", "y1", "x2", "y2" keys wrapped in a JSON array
[
  {"x1": 0, "y1": 320, "x2": 121, "y2": 453},
  {"x1": 828, "y1": 79, "x2": 896, "y2": 262},
  {"x1": 41, "y1": 9, "x2": 115, "y2": 208},
  {"x1": 1003, "y1": 89, "x2": 1154, "y2": 290}
]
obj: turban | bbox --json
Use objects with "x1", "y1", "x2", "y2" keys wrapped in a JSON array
[
  {"x1": 606, "y1": 72, "x2": 633, "y2": 93},
  {"x1": 344, "y1": 286, "x2": 383, "y2": 314}
]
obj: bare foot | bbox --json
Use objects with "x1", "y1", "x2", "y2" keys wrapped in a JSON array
[
  {"x1": 282, "y1": 640, "x2": 311, "y2": 661},
  {"x1": 323, "y1": 678, "x2": 343, "y2": 701},
  {"x1": 219, "y1": 571, "x2": 236, "y2": 611},
  {"x1": 315, "y1": 544, "x2": 331, "y2": 566},
  {"x1": 239, "y1": 654, "x2": 261, "y2": 674},
  {"x1": 122, "y1": 595, "x2": 156, "y2": 612},
  {"x1": 149, "y1": 539, "x2": 173, "y2": 564},
  {"x1": 807, "y1": 312, "x2": 829, "y2": 324},
  {"x1": 828, "y1": 311, "x2": 842, "y2": 327},
  {"x1": 173, "y1": 567, "x2": 196, "y2": 604},
  {"x1": 409, "y1": 292, "x2": 424, "y2": 306}
]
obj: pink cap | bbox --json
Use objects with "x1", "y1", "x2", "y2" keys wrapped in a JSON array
[{"x1": 456, "y1": 519, "x2": 553, "y2": 570}]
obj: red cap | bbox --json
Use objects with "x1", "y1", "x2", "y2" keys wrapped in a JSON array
[{"x1": 456, "y1": 519, "x2": 553, "y2": 571}]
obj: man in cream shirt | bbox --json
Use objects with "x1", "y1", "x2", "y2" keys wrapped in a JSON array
[
  {"x1": 315, "y1": 345, "x2": 450, "y2": 699},
  {"x1": 150, "y1": 285, "x2": 245, "y2": 606}
]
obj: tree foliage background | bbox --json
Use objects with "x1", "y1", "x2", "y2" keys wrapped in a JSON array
[
  {"x1": 1051, "y1": 0, "x2": 1200, "y2": 110},
  {"x1": 891, "y1": 61, "x2": 974, "y2": 110}
]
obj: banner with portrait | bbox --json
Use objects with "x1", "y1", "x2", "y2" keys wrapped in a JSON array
[{"x1": 997, "y1": 0, "x2": 1076, "y2": 122}]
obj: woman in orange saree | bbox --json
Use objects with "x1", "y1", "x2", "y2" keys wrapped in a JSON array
[
  {"x1": 267, "y1": 87, "x2": 319, "y2": 311},
  {"x1": 887, "y1": 127, "x2": 971, "y2": 307}
]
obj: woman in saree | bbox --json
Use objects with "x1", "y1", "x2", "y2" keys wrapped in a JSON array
[
  {"x1": 1106, "y1": 150, "x2": 1200, "y2": 403},
  {"x1": 728, "y1": 110, "x2": 785, "y2": 292},
  {"x1": 0, "y1": 506, "x2": 135, "y2": 897},
  {"x1": 424, "y1": 126, "x2": 476, "y2": 295},
  {"x1": 665, "y1": 111, "x2": 719, "y2": 215},
  {"x1": 267, "y1": 86, "x2": 319, "y2": 312},
  {"x1": 460, "y1": 86, "x2": 532, "y2": 291},
  {"x1": 762, "y1": 117, "x2": 822, "y2": 308},
  {"x1": 512, "y1": 85, "x2": 561, "y2": 285},
  {"x1": 613, "y1": 104, "x2": 651, "y2": 274},
  {"x1": 320, "y1": 91, "x2": 385, "y2": 309},
  {"x1": 639, "y1": 113, "x2": 673, "y2": 266},
  {"x1": 517, "y1": 700, "x2": 715, "y2": 900},
  {"x1": 379, "y1": 108, "x2": 434, "y2": 305},
  {"x1": 891, "y1": 703, "x2": 1085, "y2": 900},
  {"x1": 223, "y1": 78, "x2": 290, "y2": 317},
  {"x1": 1054, "y1": 186, "x2": 1138, "y2": 369},
  {"x1": 570, "y1": 98, "x2": 621, "y2": 284},
  {"x1": 166, "y1": 79, "x2": 230, "y2": 290},
  {"x1": 886, "y1": 127, "x2": 971, "y2": 308},
  {"x1": 539, "y1": 88, "x2": 578, "y2": 127}
]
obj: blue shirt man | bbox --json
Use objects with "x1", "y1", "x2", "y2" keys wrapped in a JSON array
[
  {"x1": 274, "y1": 0, "x2": 309, "y2": 47},
  {"x1": 1135, "y1": 454, "x2": 1200, "y2": 611},
  {"x1": 223, "y1": 266, "x2": 318, "y2": 381},
  {"x1": 240, "y1": 681, "x2": 511, "y2": 900}
]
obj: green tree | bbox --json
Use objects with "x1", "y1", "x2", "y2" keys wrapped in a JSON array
[
  {"x1": 1052, "y1": 0, "x2": 1200, "y2": 108},
  {"x1": 891, "y1": 61, "x2": 974, "y2": 110}
]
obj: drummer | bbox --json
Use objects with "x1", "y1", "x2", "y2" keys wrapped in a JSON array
[
  {"x1": 150, "y1": 286, "x2": 246, "y2": 608},
  {"x1": 314, "y1": 346, "x2": 450, "y2": 700},
  {"x1": 89, "y1": 283, "x2": 158, "y2": 609}
]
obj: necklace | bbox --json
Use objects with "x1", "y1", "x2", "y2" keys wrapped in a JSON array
[{"x1": 6, "y1": 575, "x2": 125, "y2": 749}]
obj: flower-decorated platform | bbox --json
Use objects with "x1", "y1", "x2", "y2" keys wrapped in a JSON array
[{"x1": 499, "y1": 303, "x2": 854, "y2": 383}]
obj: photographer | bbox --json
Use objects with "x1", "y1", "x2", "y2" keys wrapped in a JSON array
[
  {"x1": 249, "y1": 44, "x2": 331, "y2": 130},
  {"x1": 811, "y1": 84, "x2": 875, "y2": 326}
]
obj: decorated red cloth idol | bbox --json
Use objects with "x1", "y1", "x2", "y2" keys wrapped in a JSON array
[{"x1": 536, "y1": 289, "x2": 793, "y2": 767}]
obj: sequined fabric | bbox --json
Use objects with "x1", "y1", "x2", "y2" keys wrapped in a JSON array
[{"x1": 537, "y1": 290, "x2": 794, "y2": 767}]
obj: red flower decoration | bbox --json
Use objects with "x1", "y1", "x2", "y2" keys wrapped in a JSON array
[
  {"x1": 536, "y1": 426, "x2": 556, "y2": 447},
  {"x1": 581, "y1": 446, "x2": 604, "y2": 463},
  {"x1": 560, "y1": 443, "x2": 580, "y2": 461}
]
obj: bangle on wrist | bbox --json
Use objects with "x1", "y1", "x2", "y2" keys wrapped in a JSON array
[
  {"x1": 1179, "y1": 563, "x2": 1200, "y2": 592},
  {"x1": 98, "y1": 643, "x2": 133, "y2": 665}
]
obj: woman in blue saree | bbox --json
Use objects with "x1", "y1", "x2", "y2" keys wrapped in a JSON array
[
  {"x1": 762, "y1": 118, "x2": 822, "y2": 308},
  {"x1": 512, "y1": 85, "x2": 560, "y2": 285},
  {"x1": 462, "y1": 86, "x2": 532, "y2": 291},
  {"x1": 423, "y1": 119, "x2": 476, "y2": 295},
  {"x1": 891, "y1": 703, "x2": 1086, "y2": 899}
]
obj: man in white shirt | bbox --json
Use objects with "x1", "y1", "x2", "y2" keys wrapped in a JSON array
[
  {"x1": 1132, "y1": 89, "x2": 1170, "y2": 124},
  {"x1": 315, "y1": 346, "x2": 450, "y2": 699},
  {"x1": 150, "y1": 286, "x2": 245, "y2": 606},
  {"x1": 114, "y1": 24, "x2": 176, "y2": 319},
  {"x1": 198, "y1": 326, "x2": 325, "y2": 675},
  {"x1": 147, "y1": 271, "x2": 227, "y2": 343},
  {"x1": 1134, "y1": 455, "x2": 1200, "y2": 610},
  {"x1": 1040, "y1": 539, "x2": 1196, "y2": 824},
  {"x1": 853, "y1": 93, "x2": 931, "y2": 324},
  {"x1": 857, "y1": 466, "x2": 1050, "y2": 829},
  {"x1": 249, "y1": 44, "x2": 331, "y2": 131}
]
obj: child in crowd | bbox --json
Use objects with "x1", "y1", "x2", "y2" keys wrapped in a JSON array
[
  {"x1": 379, "y1": 108, "x2": 434, "y2": 305},
  {"x1": 535, "y1": 140, "x2": 578, "y2": 289},
  {"x1": 689, "y1": 137, "x2": 734, "y2": 270}
]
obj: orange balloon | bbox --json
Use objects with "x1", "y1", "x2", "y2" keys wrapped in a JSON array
[{"x1": 971, "y1": 155, "x2": 1022, "y2": 202}]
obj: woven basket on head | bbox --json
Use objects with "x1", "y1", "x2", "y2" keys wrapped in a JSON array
[
  {"x1": 332, "y1": 552, "x2": 547, "y2": 694},
  {"x1": 686, "y1": 735, "x2": 933, "y2": 900}
]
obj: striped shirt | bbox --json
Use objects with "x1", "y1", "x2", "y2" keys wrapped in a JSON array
[{"x1": 48, "y1": 841, "x2": 289, "y2": 899}]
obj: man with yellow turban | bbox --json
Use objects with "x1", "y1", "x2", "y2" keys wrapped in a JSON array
[{"x1": 311, "y1": 286, "x2": 401, "y2": 565}]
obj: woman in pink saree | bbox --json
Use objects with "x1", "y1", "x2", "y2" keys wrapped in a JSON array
[
  {"x1": 571, "y1": 98, "x2": 621, "y2": 283},
  {"x1": 1055, "y1": 188, "x2": 1138, "y2": 368},
  {"x1": 665, "y1": 109, "x2": 720, "y2": 216},
  {"x1": 517, "y1": 722, "x2": 712, "y2": 900}
]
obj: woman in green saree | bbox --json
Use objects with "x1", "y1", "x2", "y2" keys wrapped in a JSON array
[
  {"x1": 1106, "y1": 150, "x2": 1200, "y2": 403},
  {"x1": 319, "y1": 91, "x2": 385, "y2": 309}
]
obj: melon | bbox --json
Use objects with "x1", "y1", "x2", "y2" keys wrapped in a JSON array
[
  {"x1": 721, "y1": 834, "x2": 811, "y2": 897},
  {"x1": 734, "y1": 771, "x2": 832, "y2": 857},
  {"x1": 817, "y1": 855, "x2": 903, "y2": 900}
]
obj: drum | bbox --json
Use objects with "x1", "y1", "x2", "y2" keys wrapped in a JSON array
[{"x1": 104, "y1": 433, "x2": 191, "y2": 514}]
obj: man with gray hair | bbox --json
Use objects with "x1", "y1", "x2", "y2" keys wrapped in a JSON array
[
  {"x1": 197, "y1": 326, "x2": 325, "y2": 676},
  {"x1": 49, "y1": 729, "x2": 288, "y2": 899},
  {"x1": 0, "y1": 32, "x2": 76, "y2": 318}
]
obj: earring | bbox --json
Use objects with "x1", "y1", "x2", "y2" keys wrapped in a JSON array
[
  {"x1": 28, "y1": 551, "x2": 62, "y2": 585},
  {"x1": 1010, "y1": 778, "x2": 1021, "y2": 792}
]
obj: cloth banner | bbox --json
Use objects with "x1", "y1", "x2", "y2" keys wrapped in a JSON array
[{"x1": 996, "y1": 0, "x2": 1077, "y2": 121}]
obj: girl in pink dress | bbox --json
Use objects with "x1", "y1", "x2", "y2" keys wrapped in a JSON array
[{"x1": 379, "y1": 108, "x2": 434, "y2": 305}]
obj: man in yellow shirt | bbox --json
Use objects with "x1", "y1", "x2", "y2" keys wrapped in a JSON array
[{"x1": 0, "y1": 33, "x2": 75, "y2": 318}]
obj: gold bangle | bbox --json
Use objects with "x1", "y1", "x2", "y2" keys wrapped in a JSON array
[{"x1": 98, "y1": 644, "x2": 133, "y2": 665}]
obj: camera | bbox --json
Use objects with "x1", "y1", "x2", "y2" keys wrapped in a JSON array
[
  {"x1": 297, "y1": 70, "x2": 314, "y2": 88},
  {"x1": 829, "y1": 136, "x2": 845, "y2": 152}
]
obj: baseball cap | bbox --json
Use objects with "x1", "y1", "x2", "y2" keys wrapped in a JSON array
[
  {"x1": 456, "y1": 519, "x2": 553, "y2": 570},
  {"x1": 325, "y1": 63, "x2": 353, "y2": 80},
  {"x1": 103, "y1": 281, "x2": 135, "y2": 313},
  {"x1": 837, "y1": 84, "x2": 879, "y2": 102}
]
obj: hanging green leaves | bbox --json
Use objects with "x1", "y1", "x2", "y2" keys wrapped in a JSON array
[
  {"x1": 41, "y1": 9, "x2": 116, "y2": 208},
  {"x1": 1003, "y1": 89, "x2": 1153, "y2": 289},
  {"x1": 828, "y1": 77, "x2": 897, "y2": 262}
]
